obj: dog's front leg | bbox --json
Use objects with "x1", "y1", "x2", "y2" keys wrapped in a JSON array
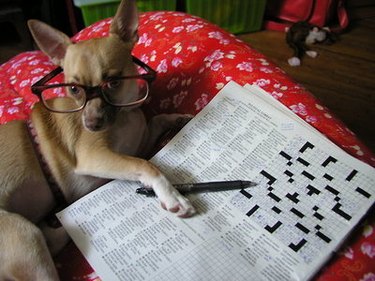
[{"x1": 75, "y1": 143, "x2": 195, "y2": 217}]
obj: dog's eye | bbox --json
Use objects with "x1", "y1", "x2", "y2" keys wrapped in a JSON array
[
  {"x1": 69, "y1": 86, "x2": 82, "y2": 95},
  {"x1": 106, "y1": 80, "x2": 121, "y2": 89}
]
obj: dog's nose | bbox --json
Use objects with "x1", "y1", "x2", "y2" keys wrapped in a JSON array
[{"x1": 84, "y1": 118, "x2": 105, "y2": 131}]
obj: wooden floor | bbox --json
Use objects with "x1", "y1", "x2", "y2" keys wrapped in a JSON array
[
  {"x1": 237, "y1": 17, "x2": 375, "y2": 153},
  {"x1": 1, "y1": 14, "x2": 374, "y2": 153}
]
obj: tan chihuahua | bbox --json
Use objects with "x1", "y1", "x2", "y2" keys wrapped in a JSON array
[{"x1": 0, "y1": 0, "x2": 195, "y2": 279}]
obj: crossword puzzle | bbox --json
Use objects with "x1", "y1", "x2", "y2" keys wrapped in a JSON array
[{"x1": 229, "y1": 137, "x2": 374, "y2": 264}]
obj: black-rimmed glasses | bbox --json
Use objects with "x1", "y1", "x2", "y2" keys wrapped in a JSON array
[{"x1": 31, "y1": 56, "x2": 156, "y2": 113}]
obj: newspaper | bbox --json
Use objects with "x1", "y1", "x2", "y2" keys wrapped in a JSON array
[{"x1": 57, "y1": 81, "x2": 375, "y2": 281}]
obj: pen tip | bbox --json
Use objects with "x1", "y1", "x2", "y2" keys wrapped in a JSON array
[{"x1": 243, "y1": 181, "x2": 257, "y2": 188}]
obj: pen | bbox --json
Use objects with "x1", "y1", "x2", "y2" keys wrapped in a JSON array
[{"x1": 136, "y1": 180, "x2": 256, "y2": 197}]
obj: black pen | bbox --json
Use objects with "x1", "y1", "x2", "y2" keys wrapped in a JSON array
[{"x1": 136, "y1": 180, "x2": 256, "y2": 197}]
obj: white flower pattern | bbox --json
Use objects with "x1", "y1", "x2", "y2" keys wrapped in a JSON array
[{"x1": 236, "y1": 61, "x2": 253, "y2": 72}]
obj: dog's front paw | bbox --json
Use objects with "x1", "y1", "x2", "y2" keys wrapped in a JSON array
[
  {"x1": 151, "y1": 176, "x2": 196, "y2": 218},
  {"x1": 175, "y1": 114, "x2": 194, "y2": 128},
  {"x1": 160, "y1": 190, "x2": 196, "y2": 218}
]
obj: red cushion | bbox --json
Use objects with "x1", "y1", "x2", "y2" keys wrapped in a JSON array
[{"x1": 1, "y1": 11, "x2": 374, "y2": 281}]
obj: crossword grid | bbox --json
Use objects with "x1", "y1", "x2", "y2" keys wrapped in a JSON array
[
  {"x1": 152, "y1": 239, "x2": 252, "y2": 281},
  {"x1": 230, "y1": 137, "x2": 374, "y2": 264}
]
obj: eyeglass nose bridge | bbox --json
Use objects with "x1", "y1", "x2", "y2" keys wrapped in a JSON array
[{"x1": 85, "y1": 85, "x2": 105, "y2": 102}]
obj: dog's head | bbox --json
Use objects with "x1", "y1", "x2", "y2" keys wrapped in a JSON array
[{"x1": 28, "y1": 0, "x2": 141, "y2": 131}]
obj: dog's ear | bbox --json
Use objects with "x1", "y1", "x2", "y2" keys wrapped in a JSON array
[
  {"x1": 28, "y1": 19, "x2": 71, "y2": 66},
  {"x1": 110, "y1": 0, "x2": 139, "y2": 44}
]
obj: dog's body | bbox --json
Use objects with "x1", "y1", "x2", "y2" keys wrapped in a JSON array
[
  {"x1": 286, "y1": 21, "x2": 337, "y2": 66},
  {"x1": 0, "y1": 0, "x2": 194, "y2": 279}
]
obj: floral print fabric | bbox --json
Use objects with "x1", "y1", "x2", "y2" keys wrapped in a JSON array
[{"x1": 0, "y1": 11, "x2": 373, "y2": 281}]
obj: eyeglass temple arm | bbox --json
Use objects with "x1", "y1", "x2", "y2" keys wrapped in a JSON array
[
  {"x1": 32, "y1": 67, "x2": 63, "y2": 89},
  {"x1": 131, "y1": 56, "x2": 157, "y2": 82},
  {"x1": 32, "y1": 57, "x2": 155, "y2": 92}
]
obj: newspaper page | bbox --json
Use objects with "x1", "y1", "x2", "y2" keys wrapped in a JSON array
[{"x1": 57, "y1": 81, "x2": 375, "y2": 281}]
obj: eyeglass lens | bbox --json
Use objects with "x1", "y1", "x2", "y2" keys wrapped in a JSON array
[{"x1": 40, "y1": 78, "x2": 149, "y2": 112}]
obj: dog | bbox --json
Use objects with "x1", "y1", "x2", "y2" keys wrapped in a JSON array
[
  {"x1": 0, "y1": 0, "x2": 195, "y2": 279},
  {"x1": 286, "y1": 21, "x2": 337, "y2": 66}
]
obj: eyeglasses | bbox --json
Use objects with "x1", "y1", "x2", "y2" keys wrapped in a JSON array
[{"x1": 31, "y1": 56, "x2": 156, "y2": 113}]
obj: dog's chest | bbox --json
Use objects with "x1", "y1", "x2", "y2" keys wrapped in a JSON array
[{"x1": 110, "y1": 109, "x2": 148, "y2": 156}]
